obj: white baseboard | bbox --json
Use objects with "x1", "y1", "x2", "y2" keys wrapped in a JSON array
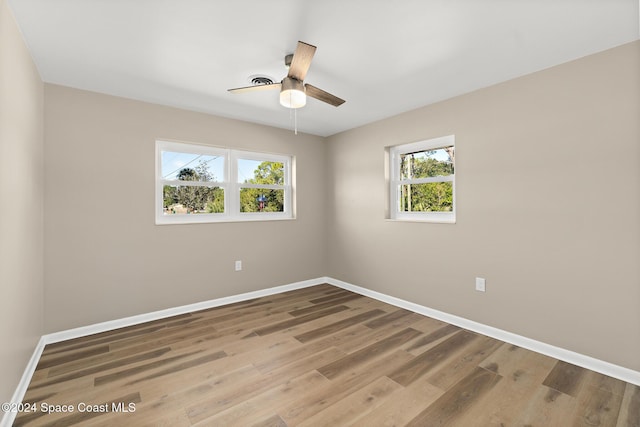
[
  {"x1": 325, "y1": 276, "x2": 640, "y2": 387},
  {"x1": 2, "y1": 337, "x2": 46, "y2": 427},
  {"x1": 5, "y1": 275, "x2": 639, "y2": 427}
]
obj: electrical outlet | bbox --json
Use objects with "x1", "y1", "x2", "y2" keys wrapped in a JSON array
[
  {"x1": 475, "y1": 277, "x2": 486, "y2": 292},
  {"x1": 235, "y1": 260, "x2": 242, "y2": 271}
]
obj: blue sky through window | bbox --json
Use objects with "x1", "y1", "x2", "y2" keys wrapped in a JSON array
[{"x1": 161, "y1": 151, "x2": 261, "y2": 183}]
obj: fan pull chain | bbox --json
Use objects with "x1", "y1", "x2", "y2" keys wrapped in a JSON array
[{"x1": 288, "y1": 102, "x2": 298, "y2": 135}]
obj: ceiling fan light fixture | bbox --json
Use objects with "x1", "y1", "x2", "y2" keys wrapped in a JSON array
[{"x1": 279, "y1": 77, "x2": 306, "y2": 108}]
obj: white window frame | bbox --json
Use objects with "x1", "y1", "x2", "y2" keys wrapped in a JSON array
[
  {"x1": 389, "y1": 135, "x2": 456, "y2": 223},
  {"x1": 156, "y1": 140, "x2": 293, "y2": 224}
]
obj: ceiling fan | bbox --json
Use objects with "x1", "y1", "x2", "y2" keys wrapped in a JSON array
[{"x1": 228, "y1": 41, "x2": 345, "y2": 109}]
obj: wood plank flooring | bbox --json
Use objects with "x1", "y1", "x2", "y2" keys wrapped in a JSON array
[{"x1": 13, "y1": 284, "x2": 640, "y2": 426}]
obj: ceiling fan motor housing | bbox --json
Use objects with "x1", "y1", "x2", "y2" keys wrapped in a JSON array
[
  {"x1": 284, "y1": 54, "x2": 294, "y2": 67},
  {"x1": 280, "y1": 77, "x2": 306, "y2": 108}
]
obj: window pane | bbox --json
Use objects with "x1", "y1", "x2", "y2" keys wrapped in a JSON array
[
  {"x1": 400, "y1": 146, "x2": 454, "y2": 179},
  {"x1": 240, "y1": 188, "x2": 285, "y2": 213},
  {"x1": 163, "y1": 185, "x2": 224, "y2": 214},
  {"x1": 399, "y1": 182, "x2": 453, "y2": 212},
  {"x1": 161, "y1": 151, "x2": 224, "y2": 182},
  {"x1": 238, "y1": 159, "x2": 285, "y2": 185}
]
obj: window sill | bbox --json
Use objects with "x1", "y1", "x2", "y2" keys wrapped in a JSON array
[
  {"x1": 385, "y1": 218, "x2": 456, "y2": 224},
  {"x1": 156, "y1": 215, "x2": 295, "y2": 225}
]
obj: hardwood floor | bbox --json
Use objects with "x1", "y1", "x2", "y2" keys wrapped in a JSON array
[{"x1": 14, "y1": 284, "x2": 640, "y2": 426}]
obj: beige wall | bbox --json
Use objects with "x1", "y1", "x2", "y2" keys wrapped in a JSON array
[
  {"x1": 0, "y1": 0, "x2": 44, "y2": 403},
  {"x1": 326, "y1": 41, "x2": 640, "y2": 371},
  {"x1": 43, "y1": 85, "x2": 327, "y2": 332}
]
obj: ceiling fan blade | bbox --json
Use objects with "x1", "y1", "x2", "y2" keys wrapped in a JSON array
[
  {"x1": 228, "y1": 83, "x2": 281, "y2": 94},
  {"x1": 288, "y1": 41, "x2": 316, "y2": 81},
  {"x1": 305, "y1": 84, "x2": 345, "y2": 107}
]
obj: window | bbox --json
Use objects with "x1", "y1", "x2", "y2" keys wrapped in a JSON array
[
  {"x1": 389, "y1": 135, "x2": 455, "y2": 223},
  {"x1": 156, "y1": 140, "x2": 293, "y2": 224}
]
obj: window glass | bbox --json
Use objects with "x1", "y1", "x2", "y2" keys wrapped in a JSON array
[
  {"x1": 237, "y1": 159, "x2": 285, "y2": 185},
  {"x1": 389, "y1": 135, "x2": 455, "y2": 223},
  {"x1": 163, "y1": 185, "x2": 225, "y2": 215},
  {"x1": 400, "y1": 147, "x2": 454, "y2": 179},
  {"x1": 240, "y1": 189, "x2": 285, "y2": 213},
  {"x1": 161, "y1": 151, "x2": 224, "y2": 182},
  {"x1": 156, "y1": 141, "x2": 292, "y2": 224},
  {"x1": 398, "y1": 182, "x2": 453, "y2": 212}
]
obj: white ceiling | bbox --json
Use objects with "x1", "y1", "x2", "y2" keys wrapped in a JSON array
[{"x1": 8, "y1": 0, "x2": 639, "y2": 137}]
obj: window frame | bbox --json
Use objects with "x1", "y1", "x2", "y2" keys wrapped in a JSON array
[
  {"x1": 156, "y1": 140, "x2": 293, "y2": 224},
  {"x1": 389, "y1": 135, "x2": 456, "y2": 223}
]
